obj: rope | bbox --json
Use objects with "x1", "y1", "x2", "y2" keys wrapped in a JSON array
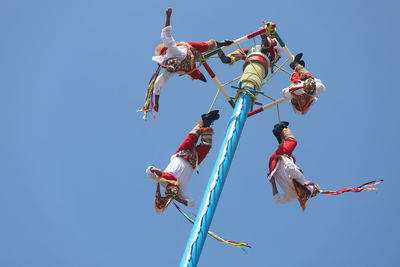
[
  {"x1": 181, "y1": 43, "x2": 214, "y2": 77},
  {"x1": 179, "y1": 60, "x2": 204, "y2": 77},
  {"x1": 208, "y1": 43, "x2": 262, "y2": 111},
  {"x1": 236, "y1": 44, "x2": 264, "y2": 83},
  {"x1": 262, "y1": 58, "x2": 290, "y2": 86},
  {"x1": 206, "y1": 42, "x2": 289, "y2": 121},
  {"x1": 198, "y1": 55, "x2": 222, "y2": 113},
  {"x1": 195, "y1": 149, "x2": 199, "y2": 174},
  {"x1": 259, "y1": 57, "x2": 289, "y2": 122},
  {"x1": 276, "y1": 103, "x2": 281, "y2": 123},
  {"x1": 259, "y1": 92, "x2": 276, "y2": 102},
  {"x1": 235, "y1": 89, "x2": 257, "y2": 104},
  {"x1": 230, "y1": 44, "x2": 263, "y2": 105},
  {"x1": 278, "y1": 66, "x2": 292, "y2": 75},
  {"x1": 173, "y1": 202, "x2": 250, "y2": 250},
  {"x1": 222, "y1": 76, "x2": 241, "y2": 87},
  {"x1": 208, "y1": 86, "x2": 221, "y2": 113}
]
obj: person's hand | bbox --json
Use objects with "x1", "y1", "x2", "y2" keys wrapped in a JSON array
[
  {"x1": 175, "y1": 197, "x2": 190, "y2": 206},
  {"x1": 153, "y1": 103, "x2": 159, "y2": 112},
  {"x1": 150, "y1": 167, "x2": 162, "y2": 177},
  {"x1": 166, "y1": 7, "x2": 172, "y2": 17}
]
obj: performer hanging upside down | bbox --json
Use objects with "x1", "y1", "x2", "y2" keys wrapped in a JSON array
[
  {"x1": 146, "y1": 110, "x2": 220, "y2": 214},
  {"x1": 268, "y1": 121, "x2": 320, "y2": 211},
  {"x1": 282, "y1": 53, "x2": 326, "y2": 115},
  {"x1": 268, "y1": 121, "x2": 384, "y2": 211},
  {"x1": 151, "y1": 8, "x2": 233, "y2": 112}
]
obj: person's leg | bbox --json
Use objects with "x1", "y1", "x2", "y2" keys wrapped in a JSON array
[
  {"x1": 189, "y1": 39, "x2": 233, "y2": 53},
  {"x1": 197, "y1": 144, "x2": 211, "y2": 165},
  {"x1": 175, "y1": 122, "x2": 201, "y2": 153},
  {"x1": 295, "y1": 66, "x2": 312, "y2": 78},
  {"x1": 290, "y1": 72, "x2": 301, "y2": 84},
  {"x1": 188, "y1": 69, "x2": 201, "y2": 80},
  {"x1": 188, "y1": 40, "x2": 216, "y2": 52},
  {"x1": 196, "y1": 127, "x2": 213, "y2": 164}
]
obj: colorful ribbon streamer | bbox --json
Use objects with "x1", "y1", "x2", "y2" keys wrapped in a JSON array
[
  {"x1": 320, "y1": 179, "x2": 383, "y2": 196},
  {"x1": 173, "y1": 202, "x2": 250, "y2": 251},
  {"x1": 138, "y1": 65, "x2": 162, "y2": 121}
]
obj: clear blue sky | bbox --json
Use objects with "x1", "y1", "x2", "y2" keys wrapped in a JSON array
[{"x1": 1, "y1": 0, "x2": 399, "y2": 266}]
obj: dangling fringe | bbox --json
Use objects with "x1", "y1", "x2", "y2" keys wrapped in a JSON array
[
  {"x1": 320, "y1": 179, "x2": 383, "y2": 196},
  {"x1": 138, "y1": 66, "x2": 162, "y2": 121},
  {"x1": 173, "y1": 202, "x2": 251, "y2": 251}
]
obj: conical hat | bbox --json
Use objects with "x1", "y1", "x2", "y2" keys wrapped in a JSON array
[
  {"x1": 292, "y1": 179, "x2": 320, "y2": 211},
  {"x1": 154, "y1": 43, "x2": 166, "y2": 56},
  {"x1": 154, "y1": 42, "x2": 187, "y2": 56},
  {"x1": 154, "y1": 183, "x2": 173, "y2": 214}
]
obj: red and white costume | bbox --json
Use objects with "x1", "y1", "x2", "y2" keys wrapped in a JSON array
[
  {"x1": 146, "y1": 125, "x2": 212, "y2": 207},
  {"x1": 268, "y1": 137, "x2": 315, "y2": 204},
  {"x1": 282, "y1": 71, "x2": 326, "y2": 115},
  {"x1": 224, "y1": 37, "x2": 284, "y2": 67},
  {"x1": 152, "y1": 26, "x2": 216, "y2": 96}
]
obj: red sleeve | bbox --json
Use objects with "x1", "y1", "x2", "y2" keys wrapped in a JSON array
[{"x1": 290, "y1": 72, "x2": 301, "y2": 84}]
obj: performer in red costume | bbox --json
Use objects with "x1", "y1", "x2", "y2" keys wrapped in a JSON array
[
  {"x1": 217, "y1": 29, "x2": 284, "y2": 67},
  {"x1": 268, "y1": 121, "x2": 320, "y2": 211},
  {"x1": 268, "y1": 121, "x2": 384, "y2": 210},
  {"x1": 152, "y1": 8, "x2": 232, "y2": 112},
  {"x1": 282, "y1": 53, "x2": 326, "y2": 115},
  {"x1": 146, "y1": 110, "x2": 220, "y2": 214}
]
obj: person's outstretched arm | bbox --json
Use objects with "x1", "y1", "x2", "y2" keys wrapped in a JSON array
[
  {"x1": 165, "y1": 7, "x2": 172, "y2": 27},
  {"x1": 270, "y1": 176, "x2": 279, "y2": 196}
]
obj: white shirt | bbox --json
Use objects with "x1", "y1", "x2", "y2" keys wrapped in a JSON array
[
  {"x1": 152, "y1": 26, "x2": 188, "y2": 96},
  {"x1": 282, "y1": 78, "x2": 326, "y2": 114},
  {"x1": 147, "y1": 155, "x2": 195, "y2": 206},
  {"x1": 268, "y1": 156, "x2": 313, "y2": 204},
  {"x1": 271, "y1": 37, "x2": 284, "y2": 62}
]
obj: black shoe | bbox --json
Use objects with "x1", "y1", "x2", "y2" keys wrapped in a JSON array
[
  {"x1": 299, "y1": 60, "x2": 305, "y2": 67},
  {"x1": 202, "y1": 110, "x2": 220, "y2": 127},
  {"x1": 289, "y1": 53, "x2": 303, "y2": 70},
  {"x1": 216, "y1": 40, "x2": 234, "y2": 48},
  {"x1": 272, "y1": 121, "x2": 289, "y2": 144},
  {"x1": 199, "y1": 73, "x2": 207, "y2": 83},
  {"x1": 218, "y1": 51, "x2": 231, "y2": 64}
]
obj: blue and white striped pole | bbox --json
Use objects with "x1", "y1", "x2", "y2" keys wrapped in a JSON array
[{"x1": 180, "y1": 91, "x2": 253, "y2": 267}]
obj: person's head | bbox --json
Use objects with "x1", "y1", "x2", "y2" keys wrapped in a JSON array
[
  {"x1": 260, "y1": 33, "x2": 272, "y2": 49},
  {"x1": 162, "y1": 57, "x2": 179, "y2": 72},
  {"x1": 303, "y1": 78, "x2": 316, "y2": 95},
  {"x1": 165, "y1": 184, "x2": 179, "y2": 198}
]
